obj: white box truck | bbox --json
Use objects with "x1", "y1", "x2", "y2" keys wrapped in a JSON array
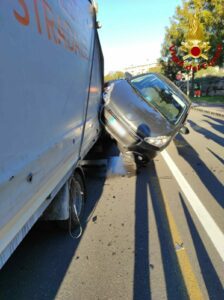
[{"x1": 0, "y1": 0, "x2": 103, "y2": 268}]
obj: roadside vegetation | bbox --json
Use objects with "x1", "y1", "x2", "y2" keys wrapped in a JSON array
[
  {"x1": 195, "y1": 66, "x2": 224, "y2": 78},
  {"x1": 159, "y1": 0, "x2": 224, "y2": 105},
  {"x1": 190, "y1": 95, "x2": 224, "y2": 104},
  {"x1": 105, "y1": 71, "x2": 124, "y2": 82},
  {"x1": 160, "y1": 0, "x2": 224, "y2": 81}
]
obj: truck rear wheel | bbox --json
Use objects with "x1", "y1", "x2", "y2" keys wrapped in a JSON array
[
  {"x1": 58, "y1": 172, "x2": 86, "y2": 230},
  {"x1": 69, "y1": 172, "x2": 86, "y2": 230}
]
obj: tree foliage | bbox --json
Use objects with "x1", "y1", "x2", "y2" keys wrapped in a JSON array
[
  {"x1": 104, "y1": 71, "x2": 124, "y2": 82},
  {"x1": 148, "y1": 65, "x2": 163, "y2": 73},
  {"x1": 160, "y1": 0, "x2": 224, "y2": 80}
]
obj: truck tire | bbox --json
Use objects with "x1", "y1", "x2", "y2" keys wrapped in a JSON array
[
  {"x1": 58, "y1": 172, "x2": 86, "y2": 230},
  {"x1": 69, "y1": 172, "x2": 86, "y2": 230}
]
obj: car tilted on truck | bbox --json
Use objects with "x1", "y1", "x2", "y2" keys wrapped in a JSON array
[
  {"x1": 0, "y1": 0, "x2": 103, "y2": 268},
  {"x1": 103, "y1": 73, "x2": 191, "y2": 166}
]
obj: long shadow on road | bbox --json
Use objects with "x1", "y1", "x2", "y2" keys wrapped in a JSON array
[
  {"x1": 147, "y1": 163, "x2": 188, "y2": 300},
  {"x1": 174, "y1": 134, "x2": 224, "y2": 209},
  {"x1": 180, "y1": 193, "x2": 224, "y2": 300},
  {"x1": 207, "y1": 148, "x2": 224, "y2": 165},
  {"x1": 188, "y1": 119, "x2": 224, "y2": 148},
  {"x1": 202, "y1": 114, "x2": 224, "y2": 136},
  {"x1": 133, "y1": 167, "x2": 151, "y2": 300},
  {"x1": 133, "y1": 163, "x2": 188, "y2": 300},
  {"x1": 203, "y1": 114, "x2": 224, "y2": 126},
  {"x1": 0, "y1": 169, "x2": 106, "y2": 300}
]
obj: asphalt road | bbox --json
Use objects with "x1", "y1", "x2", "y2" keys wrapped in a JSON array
[{"x1": 0, "y1": 109, "x2": 223, "y2": 300}]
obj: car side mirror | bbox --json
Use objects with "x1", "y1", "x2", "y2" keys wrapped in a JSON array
[
  {"x1": 125, "y1": 72, "x2": 133, "y2": 80},
  {"x1": 179, "y1": 126, "x2": 190, "y2": 135},
  {"x1": 96, "y1": 21, "x2": 102, "y2": 29},
  {"x1": 92, "y1": 0, "x2": 99, "y2": 14}
]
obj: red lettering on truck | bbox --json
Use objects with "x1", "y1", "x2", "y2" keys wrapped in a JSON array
[
  {"x1": 57, "y1": 17, "x2": 68, "y2": 48},
  {"x1": 63, "y1": 20, "x2": 80, "y2": 53},
  {"x1": 42, "y1": 0, "x2": 58, "y2": 44},
  {"x1": 34, "y1": 0, "x2": 42, "y2": 34},
  {"x1": 14, "y1": 0, "x2": 30, "y2": 26},
  {"x1": 13, "y1": 0, "x2": 89, "y2": 60}
]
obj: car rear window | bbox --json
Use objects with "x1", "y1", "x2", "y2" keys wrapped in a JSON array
[{"x1": 130, "y1": 74, "x2": 186, "y2": 124}]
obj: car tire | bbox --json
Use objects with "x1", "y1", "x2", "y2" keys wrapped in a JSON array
[
  {"x1": 121, "y1": 149, "x2": 149, "y2": 169},
  {"x1": 121, "y1": 151, "x2": 138, "y2": 172},
  {"x1": 134, "y1": 154, "x2": 149, "y2": 167}
]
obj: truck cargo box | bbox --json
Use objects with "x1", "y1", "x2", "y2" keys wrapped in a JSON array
[{"x1": 0, "y1": 0, "x2": 103, "y2": 268}]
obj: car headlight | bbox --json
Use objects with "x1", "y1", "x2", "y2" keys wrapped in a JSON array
[{"x1": 144, "y1": 136, "x2": 170, "y2": 148}]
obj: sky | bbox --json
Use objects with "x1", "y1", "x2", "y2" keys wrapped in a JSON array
[{"x1": 97, "y1": 0, "x2": 182, "y2": 74}]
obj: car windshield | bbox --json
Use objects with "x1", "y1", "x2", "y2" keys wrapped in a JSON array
[{"x1": 130, "y1": 74, "x2": 186, "y2": 124}]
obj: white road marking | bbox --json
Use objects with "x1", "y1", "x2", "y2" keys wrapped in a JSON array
[{"x1": 161, "y1": 150, "x2": 224, "y2": 262}]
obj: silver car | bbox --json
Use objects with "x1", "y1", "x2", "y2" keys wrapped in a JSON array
[{"x1": 102, "y1": 73, "x2": 191, "y2": 166}]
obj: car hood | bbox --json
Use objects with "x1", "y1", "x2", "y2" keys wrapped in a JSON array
[{"x1": 106, "y1": 80, "x2": 174, "y2": 138}]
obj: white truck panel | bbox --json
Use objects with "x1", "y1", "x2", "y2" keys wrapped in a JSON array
[
  {"x1": 0, "y1": 0, "x2": 103, "y2": 268},
  {"x1": 82, "y1": 34, "x2": 103, "y2": 153}
]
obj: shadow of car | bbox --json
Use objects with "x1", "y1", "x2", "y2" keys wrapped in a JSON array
[{"x1": 101, "y1": 73, "x2": 191, "y2": 166}]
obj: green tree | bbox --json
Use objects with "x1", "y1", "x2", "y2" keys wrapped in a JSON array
[
  {"x1": 104, "y1": 71, "x2": 124, "y2": 82},
  {"x1": 148, "y1": 65, "x2": 163, "y2": 73},
  {"x1": 160, "y1": 0, "x2": 224, "y2": 81}
]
